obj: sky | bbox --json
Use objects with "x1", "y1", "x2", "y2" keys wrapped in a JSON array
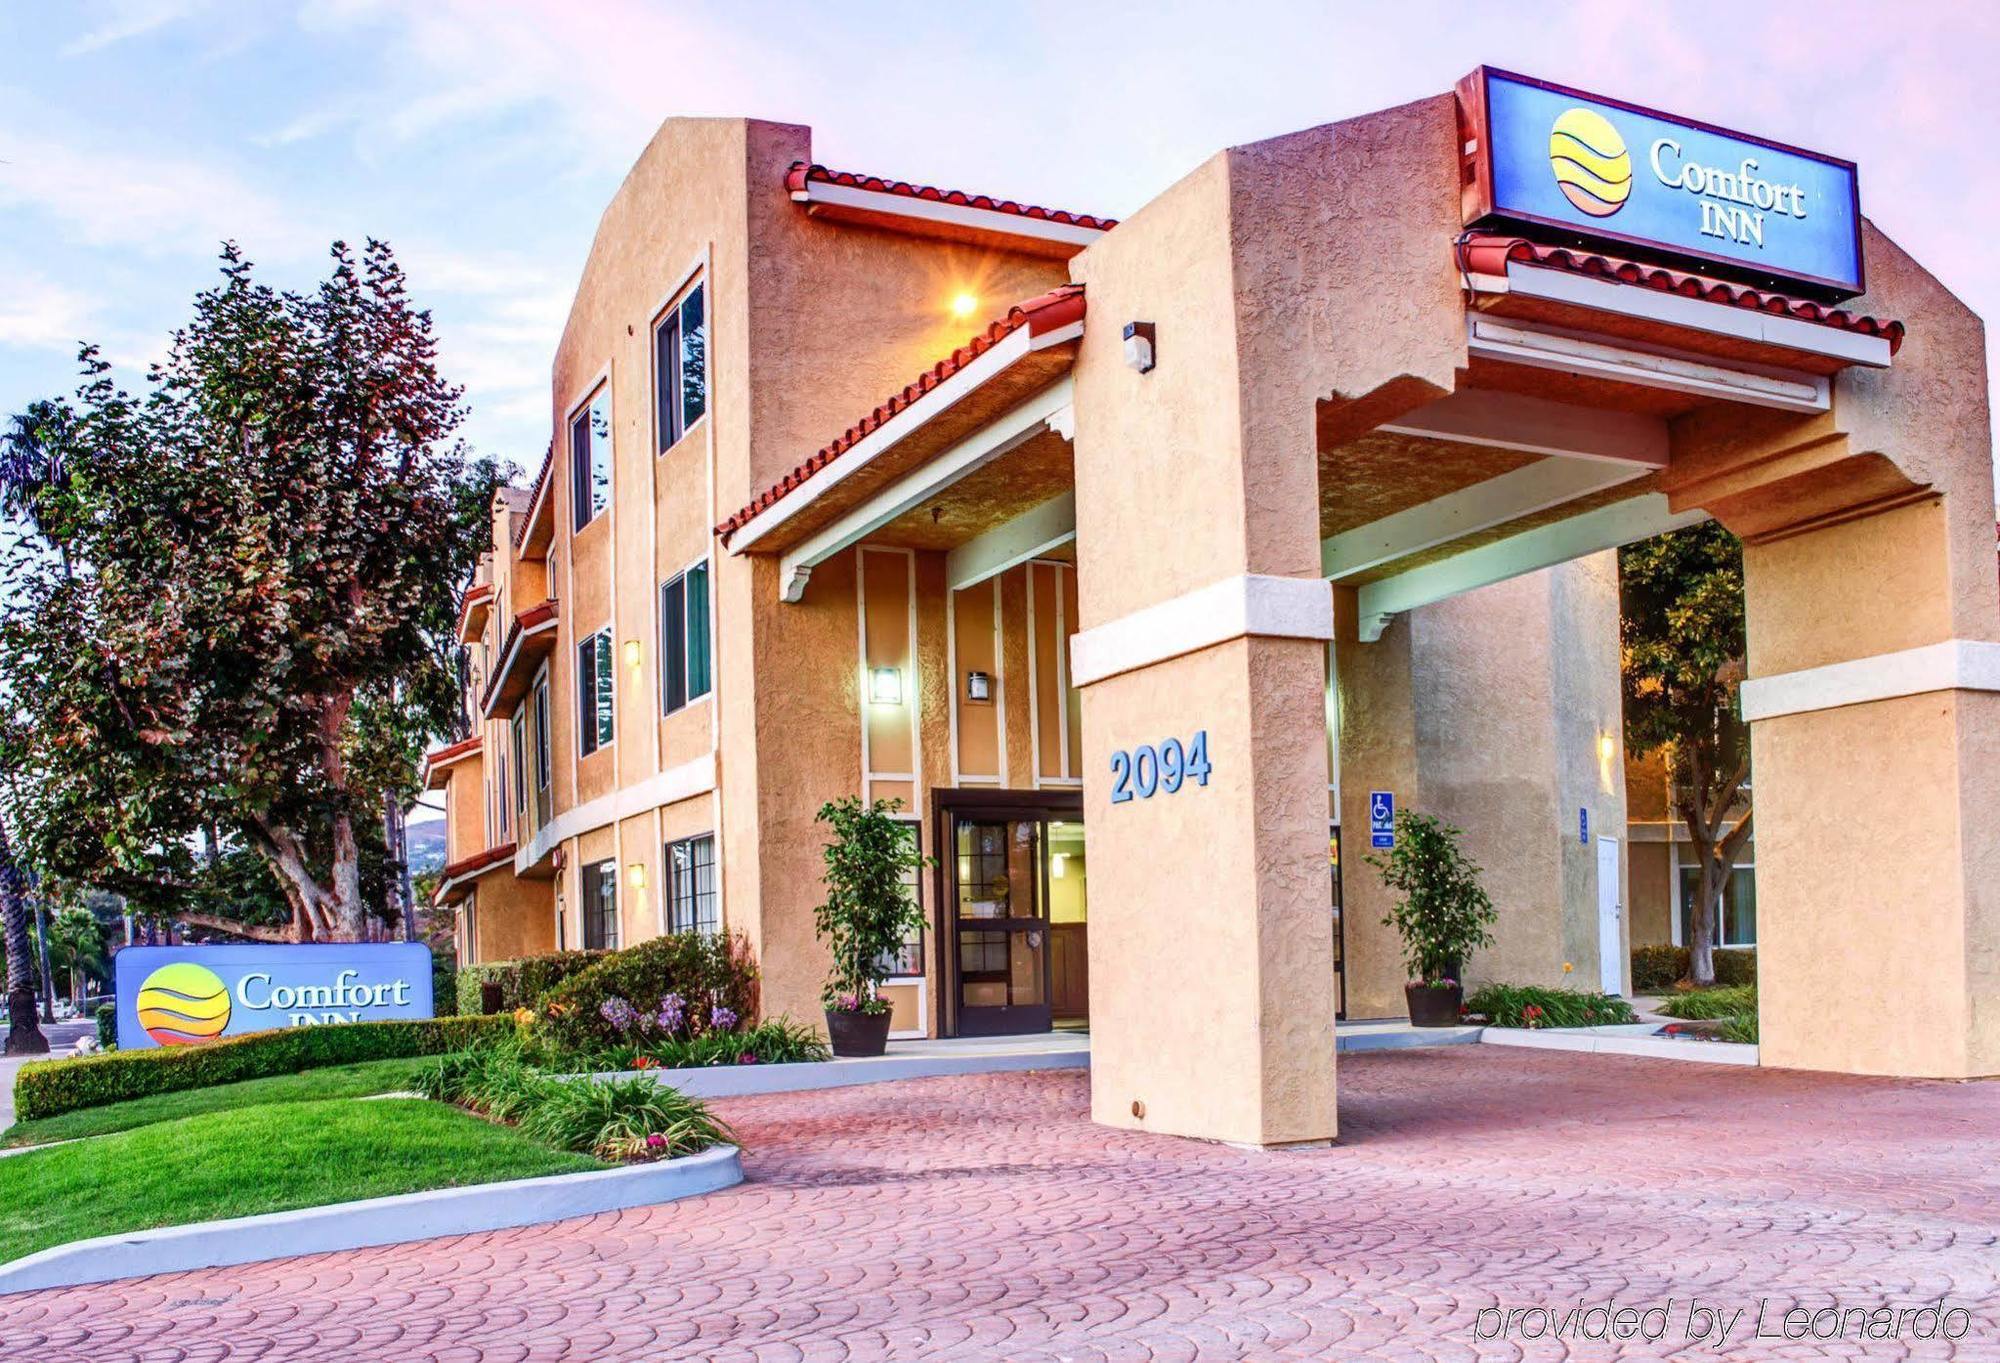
[{"x1": 3, "y1": 0, "x2": 1998, "y2": 482}]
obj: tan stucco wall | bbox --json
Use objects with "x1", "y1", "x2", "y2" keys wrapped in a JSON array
[
  {"x1": 469, "y1": 874, "x2": 554, "y2": 966},
  {"x1": 1628, "y1": 841, "x2": 1674, "y2": 949}
]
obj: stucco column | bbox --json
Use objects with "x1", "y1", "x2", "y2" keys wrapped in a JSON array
[{"x1": 1740, "y1": 500, "x2": 2000, "y2": 1078}]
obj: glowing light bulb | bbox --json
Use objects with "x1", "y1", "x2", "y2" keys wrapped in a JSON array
[{"x1": 950, "y1": 292, "x2": 979, "y2": 319}]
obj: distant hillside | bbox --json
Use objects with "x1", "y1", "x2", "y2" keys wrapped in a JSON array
[{"x1": 406, "y1": 816, "x2": 446, "y2": 876}]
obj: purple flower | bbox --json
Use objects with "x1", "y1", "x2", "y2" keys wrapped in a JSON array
[
  {"x1": 656, "y1": 992, "x2": 686, "y2": 1034},
  {"x1": 711, "y1": 1006, "x2": 739, "y2": 1033},
  {"x1": 737, "y1": 1052, "x2": 759, "y2": 1065},
  {"x1": 598, "y1": 996, "x2": 641, "y2": 1035}
]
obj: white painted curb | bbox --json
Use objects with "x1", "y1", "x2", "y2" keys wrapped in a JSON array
[
  {"x1": 0, "y1": 1142, "x2": 742, "y2": 1296},
  {"x1": 587, "y1": 1044, "x2": 1091, "y2": 1099},
  {"x1": 1480, "y1": 1025, "x2": 1759, "y2": 1066}
]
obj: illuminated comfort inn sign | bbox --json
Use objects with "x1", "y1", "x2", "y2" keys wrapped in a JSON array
[
  {"x1": 114, "y1": 943, "x2": 435, "y2": 1050},
  {"x1": 1460, "y1": 68, "x2": 1864, "y2": 298}
]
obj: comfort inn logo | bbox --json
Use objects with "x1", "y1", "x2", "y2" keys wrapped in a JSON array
[
  {"x1": 136, "y1": 962, "x2": 233, "y2": 1045},
  {"x1": 1547, "y1": 107, "x2": 1631, "y2": 218}
]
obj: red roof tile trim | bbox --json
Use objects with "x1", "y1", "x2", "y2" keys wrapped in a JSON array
[
  {"x1": 1459, "y1": 234, "x2": 1905, "y2": 354},
  {"x1": 422, "y1": 735, "x2": 482, "y2": 772},
  {"x1": 435, "y1": 841, "x2": 518, "y2": 902},
  {"x1": 478, "y1": 600, "x2": 560, "y2": 717},
  {"x1": 787, "y1": 163, "x2": 1117, "y2": 232},
  {"x1": 511, "y1": 443, "x2": 555, "y2": 550},
  {"x1": 716, "y1": 284, "x2": 1087, "y2": 544}
]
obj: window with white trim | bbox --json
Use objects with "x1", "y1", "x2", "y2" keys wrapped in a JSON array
[
  {"x1": 570, "y1": 387, "x2": 611, "y2": 531},
  {"x1": 511, "y1": 710, "x2": 528, "y2": 818},
  {"x1": 666, "y1": 834, "x2": 718, "y2": 935},
  {"x1": 577, "y1": 629, "x2": 614, "y2": 755},
  {"x1": 655, "y1": 283, "x2": 706, "y2": 452},
  {"x1": 660, "y1": 560, "x2": 712, "y2": 715},
  {"x1": 533, "y1": 675, "x2": 552, "y2": 792},
  {"x1": 581, "y1": 858, "x2": 619, "y2": 950}
]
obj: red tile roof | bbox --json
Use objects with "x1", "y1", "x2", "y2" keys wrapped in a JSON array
[
  {"x1": 715, "y1": 284, "x2": 1087, "y2": 544},
  {"x1": 512, "y1": 443, "x2": 554, "y2": 550},
  {"x1": 434, "y1": 841, "x2": 518, "y2": 903},
  {"x1": 1458, "y1": 233, "x2": 1905, "y2": 354},
  {"x1": 421, "y1": 734, "x2": 483, "y2": 790},
  {"x1": 478, "y1": 599, "x2": 560, "y2": 718},
  {"x1": 786, "y1": 163, "x2": 1117, "y2": 232}
]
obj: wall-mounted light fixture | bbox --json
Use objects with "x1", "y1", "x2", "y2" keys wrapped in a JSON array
[
  {"x1": 623, "y1": 639, "x2": 642, "y2": 668},
  {"x1": 965, "y1": 669, "x2": 991, "y2": 703},
  {"x1": 869, "y1": 666, "x2": 904, "y2": 706},
  {"x1": 627, "y1": 862, "x2": 648, "y2": 892},
  {"x1": 1123, "y1": 320, "x2": 1156, "y2": 374},
  {"x1": 951, "y1": 292, "x2": 980, "y2": 320}
]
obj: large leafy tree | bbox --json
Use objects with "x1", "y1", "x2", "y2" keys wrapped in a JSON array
[
  {"x1": 1619, "y1": 523, "x2": 1752, "y2": 987},
  {"x1": 0, "y1": 241, "x2": 504, "y2": 942}
]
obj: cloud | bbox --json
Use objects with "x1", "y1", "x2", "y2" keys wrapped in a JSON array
[
  {"x1": 0, "y1": 269, "x2": 98, "y2": 355},
  {"x1": 60, "y1": 0, "x2": 206, "y2": 56}
]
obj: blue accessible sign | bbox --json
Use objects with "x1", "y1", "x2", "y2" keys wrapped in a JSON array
[
  {"x1": 114, "y1": 942, "x2": 435, "y2": 1050},
  {"x1": 1369, "y1": 791, "x2": 1396, "y2": 849}
]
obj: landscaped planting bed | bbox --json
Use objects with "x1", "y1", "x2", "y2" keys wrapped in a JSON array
[{"x1": 1465, "y1": 983, "x2": 1637, "y2": 1029}]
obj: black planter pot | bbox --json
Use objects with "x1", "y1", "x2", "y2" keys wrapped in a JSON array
[
  {"x1": 1405, "y1": 981, "x2": 1464, "y2": 1028},
  {"x1": 825, "y1": 1007, "x2": 893, "y2": 1058}
]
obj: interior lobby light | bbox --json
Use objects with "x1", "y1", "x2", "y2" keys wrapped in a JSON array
[
  {"x1": 1051, "y1": 853, "x2": 1067, "y2": 879},
  {"x1": 869, "y1": 666, "x2": 904, "y2": 706},
  {"x1": 950, "y1": 292, "x2": 979, "y2": 319}
]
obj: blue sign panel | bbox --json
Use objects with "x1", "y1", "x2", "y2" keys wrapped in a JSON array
[
  {"x1": 1369, "y1": 791, "x2": 1396, "y2": 849},
  {"x1": 1469, "y1": 68, "x2": 1863, "y2": 297},
  {"x1": 1580, "y1": 807, "x2": 1590, "y2": 846},
  {"x1": 114, "y1": 943, "x2": 435, "y2": 1050}
]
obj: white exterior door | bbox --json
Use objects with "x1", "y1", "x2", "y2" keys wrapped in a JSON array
[{"x1": 1596, "y1": 835, "x2": 1623, "y2": 995}]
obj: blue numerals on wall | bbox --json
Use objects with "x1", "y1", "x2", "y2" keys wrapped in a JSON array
[{"x1": 1109, "y1": 730, "x2": 1212, "y2": 804}]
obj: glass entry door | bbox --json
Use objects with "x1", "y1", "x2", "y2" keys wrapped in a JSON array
[{"x1": 946, "y1": 808, "x2": 1062, "y2": 1036}]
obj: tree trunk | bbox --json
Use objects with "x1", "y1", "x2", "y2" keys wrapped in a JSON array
[
  {"x1": 1689, "y1": 855, "x2": 1720, "y2": 987},
  {"x1": 0, "y1": 825, "x2": 49, "y2": 1054}
]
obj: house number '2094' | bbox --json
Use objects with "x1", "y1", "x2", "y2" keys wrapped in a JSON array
[{"x1": 1109, "y1": 731, "x2": 1212, "y2": 803}]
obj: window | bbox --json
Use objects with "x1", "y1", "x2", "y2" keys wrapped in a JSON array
[
  {"x1": 879, "y1": 821, "x2": 924, "y2": 977},
  {"x1": 660, "y1": 560, "x2": 712, "y2": 714},
  {"x1": 533, "y1": 675, "x2": 552, "y2": 791},
  {"x1": 666, "y1": 834, "x2": 718, "y2": 935},
  {"x1": 495, "y1": 748, "x2": 511, "y2": 841},
  {"x1": 511, "y1": 711, "x2": 528, "y2": 816},
  {"x1": 581, "y1": 859, "x2": 619, "y2": 950},
  {"x1": 1677, "y1": 857, "x2": 1757, "y2": 948},
  {"x1": 570, "y1": 387, "x2": 611, "y2": 531},
  {"x1": 577, "y1": 629, "x2": 614, "y2": 755},
  {"x1": 655, "y1": 283, "x2": 707, "y2": 452},
  {"x1": 462, "y1": 899, "x2": 478, "y2": 966}
]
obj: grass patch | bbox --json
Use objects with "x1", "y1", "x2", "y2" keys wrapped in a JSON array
[
  {"x1": 2, "y1": 1057, "x2": 430, "y2": 1149},
  {"x1": 1655, "y1": 985, "x2": 1758, "y2": 1020},
  {"x1": 1465, "y1": 983, "x2": 1637, "y2": 1029},
  {"x1": 0, "y1": 1096, "x2": 601, "y2": 1265}
]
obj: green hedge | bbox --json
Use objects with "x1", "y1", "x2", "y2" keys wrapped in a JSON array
[
  {"x1": 13, "y1": 1015, "x2": 510, "y2": 1123},
  {"x1": 455, "y1": 949, "x2": 608, "y2": 1015},
  {"x1": 537, "y1": 932, "x2": 758, "y2": 1052},
  {"x1": 1630, "y1": 944, "x2": 1757, "y2": 991}
]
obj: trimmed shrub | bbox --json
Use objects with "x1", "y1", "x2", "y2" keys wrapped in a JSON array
[
  {"x1": 95, "y1": 1001, "x2": 118, "y2": 1052},
  {"x1": 535, "y1": 932, "x2": 758, "y2": 1053},
  {"x1": 13, "y1": 1014, "x2": 510, "y2": 1122},
  {"x1": 431, "y1": 955, "x2": 459, "y2": 1019},
  {"x1": 1465, "y1": 983, "x2": 1637, "y2": 1029},
  {"x1": 456, "y1": 949, "x2": 608, "y2": 1015},
  {"x1": 1630, "y1": 944, "x2": 1688, "y2": 992},
  {"x1": 1629, "y1": 943, "x2": 1756, "y2": 990},
  {"x1": 578, "y1": 1017, "x2": 831, "y2": 1072},
  {"x1": 1655, "y1": 985, "x2": 1757, "y2": 1021}
]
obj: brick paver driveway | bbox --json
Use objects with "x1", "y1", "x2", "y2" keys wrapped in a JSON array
[{"x1": 5, "y1": 1048, "x2": 1998, "y2": 1361}]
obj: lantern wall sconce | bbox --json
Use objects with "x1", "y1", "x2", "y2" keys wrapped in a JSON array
[
  {"x1": 1123, "y1": 320, "x2": 1156, "y2": 374},
  {"x1": 965, "y1": 669, "x2": 992, "y2": 703},
  {"x1": 869, "y1": 666, "x2": 904, "y2": 706}
]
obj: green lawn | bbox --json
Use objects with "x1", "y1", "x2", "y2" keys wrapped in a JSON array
[
  {"x1": 0, "y1": 1096, "x2": 603, "y2": 1265},
  {"x1": 3, "y1": 1057, "x2": 434, "y2": 1148}
]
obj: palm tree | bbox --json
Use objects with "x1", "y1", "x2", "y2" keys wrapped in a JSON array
[
  {"x1": 0, "y1": 822, "x2": 48, "y2": 1053},
  {"x1": 41, "y1": 904, "x2": 106, "y2": 1009}
]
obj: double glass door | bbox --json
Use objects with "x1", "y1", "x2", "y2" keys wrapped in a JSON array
[{"x1": 945, "y1": 798, "x2": 1084, "y2": 1036}]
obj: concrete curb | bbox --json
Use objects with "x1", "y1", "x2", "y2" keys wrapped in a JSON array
[
  {"x1": 588, "y1": 1043, "x2": 1091, "y2": 1099},
  {"x1": 0, "y1": 1142, "x2": 742, "y2": 1296},
  {"x1": 1479, "y1": 1025, "x2": 1759, "y2": 1066},
  {"x1": 1338, "y1": 1024, "x2": 1483, "y2": 1052}
]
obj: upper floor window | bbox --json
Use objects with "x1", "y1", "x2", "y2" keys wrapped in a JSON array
[
  {"x1": 660, "y1": 559, "x2": 712, "y2": 715},
  {"x1": 511, "y1": 710, "x2": 528, "y2": 817},
  {"x1": 581, "y1": 858, "x2": 619, "y2": 950},
  {"x1": 533, "y1": 674, "x2": 552, "y2": 791},
  {"x1": 655, "y1": 283, "x2": 707, "y2": 452},
  {"x1": 666, "y1": 834, "x2": 718, "y2": 935},
  {"x1": 570, "y1": 387, "x2": 612, "y2": 531},
  {"x1": 577, "y1": 629, "x2": 614, "y2": 756}
]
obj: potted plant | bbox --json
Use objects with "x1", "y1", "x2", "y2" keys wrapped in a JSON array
[
  {"x1": 1365, "y1": 809, "x2": 1496, "y2": 1026},
  {"x1": 813, "y1": 796, "x2": 932, "y2": 1057}
]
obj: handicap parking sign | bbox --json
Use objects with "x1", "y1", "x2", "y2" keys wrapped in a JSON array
[{"x1": 1369, "y1": 791, "x2": 1395, "y2": 848}]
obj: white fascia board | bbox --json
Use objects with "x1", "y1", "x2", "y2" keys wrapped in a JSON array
[
  {"x1": 1069, "y1": 574, "x2": 1333, "y2": 688},
  {"x1": 1379, "y1": 388, "x2": 1668, "y2": 467},
  {"x1": 479, "y1": 615, "x2": 559, "y2": 720},
  {"x1": 517, "y1": 751, "x2": 717, "y2": 874},
  {"x1": 801, "y1": 180, "x2": 1107, "y2": 249},
  {"x1": 776, "y1": 377, "x2": 1075, "y2": 603},
  {"x1": 946, "y1": 491, "x2": 1077, "y2": 592},
  {"x1": 1323, "y1": 458, "x2": 1645, "y2": 579},
  {"x1": 1355, "y1": 493, "x2": 1708, "y2": 641},
  {"x1": 1740, "y1": 639, "x2": 2000, "y2": 722},
  {"x1": 728, "y1": 326, "x2": 1034, "y2": 553},
  {"x1": 1467, "y1": 315, "x2": 1831, "y2": 414},
  {"x1": 1504, "y1": 260, "x2": 1893, "y2": 369}
]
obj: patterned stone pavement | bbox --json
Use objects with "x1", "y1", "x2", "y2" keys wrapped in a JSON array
[{"x1": 4, "y1": 1047, "x2": 1998, "y2": 1361}]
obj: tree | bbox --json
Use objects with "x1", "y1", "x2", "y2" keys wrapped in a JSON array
[
  {"x1": 1619, "y1": 522, "x2": 1752, "y2": 987},
  {"x1": 0, "y1": 241, "x2": 505, "y2": 943},
  {"x1": 0, "y1": 822, "x2": 48, "y2": 1053},
  {"x1": 38, "y1": 903, "x2": 106, "y2": 1008},
  {"x1": 812, "y1": 797, "x2": 930, "y2": 1012}
]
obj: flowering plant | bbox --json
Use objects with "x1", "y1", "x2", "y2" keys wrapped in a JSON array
[{"x1": 827, "y1": 991, "x2": 891, "y2": 1017}]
